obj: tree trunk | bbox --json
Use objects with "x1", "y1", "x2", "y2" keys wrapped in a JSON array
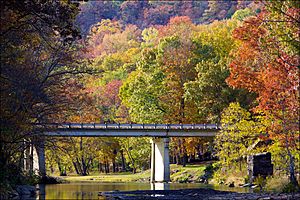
[
  {"x1": 106, "y1": 161, "x2": 110, "y2": 173},
  {"x1": 112, "y1": 158, "x2": 116, "y2": 173},
  {"x1": 104, "y1": 160, "x2": 109, "y2": 174},
  {"x1": 176, "y1": 139, "x2": 182, "y2": 165},
  {"x1": 182, "y1": 153, "x2": 187, "y2": 167},
  {"x1": 173, "y1": 154, "x2": 177, "y2": 164},
  {"x1": 120, "y1": 150, "x2": 126, "y2": 171},
  {"x1": 73, "y1": 161, "x2": 80, "y2": 175},
  {"x1": 75, "y1": 158, "x2": 83, "y2": 175},
  {"x1": 104, "y1": 162, "x2": 107, "y2": 174},
  {"x1": 287, "y1": 145, "x2": 299, "y2": 188},
  {"x1": 50, "y1": 165, "x2": 54, "y2": 174},
  {"x1": 176, "y1": 152, "x2": 182, "y2": 165},
  {"x1": 99, "y1": 162, "x2": 103, "y2": 173},
  {"x1": 282, "y1": 105, "x2": 299, "y2": 188},
  {"x1": 125, "y1": 148, "x2": 136, "y2": 174},
  {"x1": 58, "y1": 160, "x2": 67, "y2": 176},
  {"x1": 79, "y1": 137, "x2": 88, "y2": 176},
  {"x1": 182, "y1": 139, "x2": 187, "y2": 167},
  {"x1": 115, "y1": 163, "x2": 119, "y2": 172},
  {"x1": 81, "y1": 158, "x2": 87, "y2": 176}
]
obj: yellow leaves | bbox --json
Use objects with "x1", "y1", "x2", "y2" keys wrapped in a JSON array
[{"x1": 216, "y1": 102, "x2": 268, "y2": 167}]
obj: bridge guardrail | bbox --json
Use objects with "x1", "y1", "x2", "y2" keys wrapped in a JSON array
[{"x1": 36, "y1": 123, "x2": 221, "y2": 130}]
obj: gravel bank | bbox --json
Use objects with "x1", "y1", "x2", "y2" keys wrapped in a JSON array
[{"x1": 100, "y1": 188, "x2": 300, "y2": 200}]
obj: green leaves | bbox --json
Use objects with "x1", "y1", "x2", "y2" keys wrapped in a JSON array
[
  {"x1": 231, "y1": 8, "x2": 255, "y2": 21},
  {"x1": 215, "y1": 102, "x2": 266, "y2": 167},
  {"x1": 120, "y1": 69, "x2": 166, "y2": 123}
]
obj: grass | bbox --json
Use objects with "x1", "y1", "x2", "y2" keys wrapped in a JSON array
[
  {"x1": 209, "y1": 162, "x2": 248, "y2": 186},
  {"x1": 265, "y1": 174, "x2": 299, "y2": 193},
  {"x1": 170, "y1": 164, "x2": 206, "y2": 183},
  {"x1": 55, "y1": 163, "x2": 210, "y2": 183},
  {"x1": 60, "y1": 170, "x2": 150, "y2": 183}
]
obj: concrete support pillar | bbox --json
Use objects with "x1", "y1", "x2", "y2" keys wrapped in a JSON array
[
  {"x1": 150, "y1": 138, "x2": 156, "y2": 182},
  {"x1": 36, "y1": 139, "x2": 46, "y2": 178},
  {"x1": 151, "y1": 182, "x2": 170, "y2": 190},
  {"x1": 24, "y1": 142, "x2": 31, "y2": 173},
  {"x1": 32, "y1": 143, "x2": 39, "y2": 174},
  {"x1": 150, "y1": 137, "x2": 170, "y2": 183},
  {"x1": 24, "y1": 138, "x2": 46, "y2": 178}
]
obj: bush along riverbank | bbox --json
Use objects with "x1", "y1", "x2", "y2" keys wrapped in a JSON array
[{"x1": 206, "y1": 162, "x2": 300, "y2": 193}]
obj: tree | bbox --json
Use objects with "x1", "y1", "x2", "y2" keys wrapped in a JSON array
[
  {"x1": 76, "y1": 1, "x2": 120, "y2": 36},
  {"x1": 231, "y1": 8, "x2": 255, "y2": 21},
  {"x1": 185, "y1": 19, "x2": 256, "y2": 122},
  {"x1": 118, "y1": 137, "x2": 150, "y2": 174},
  {"x1": 215, "y1": 103, "x2": 267, "y2": 168},
  {"x1": 0, "y1": 0, "x2": 86, "y2": 190},
  {"x1": 156, "y1": 16, "x2": 197, "y2": 124},
  {"x1": 85, "y1": 19, "x2": 122, "y2": 58},
  {"x1": 119, "y1": 1, "x2": 148, "y2": 27},
  {"x1": 96, "y1": 80, "x2": 123, "y2": 122},
  {"x1": 201, "y1": 1, "x2": 239, "y2": 23},
  {"x1": 120, "y1": 57, "x2": 166, "y2": 124},
  {"x1": 227, "y1": 2, "x2": 299, "y2": 187},
  {"x1": 143, "y1": 5, "x2": 174, "y2": 27}
]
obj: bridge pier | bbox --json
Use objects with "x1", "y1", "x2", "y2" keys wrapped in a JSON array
[
  {"x1": 150, "y1": 137, "x2": 170, "y2": 183},
  {"x1": 36, "y1": 139, "x2": 46, "y2": 178},
  {"x1": 23, "y1": 139, "x2": 46, "y2": 178}
]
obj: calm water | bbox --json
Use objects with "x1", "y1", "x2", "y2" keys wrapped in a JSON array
[{"x1": 35, "y1": 182, "x2": 250, "y2": 200}]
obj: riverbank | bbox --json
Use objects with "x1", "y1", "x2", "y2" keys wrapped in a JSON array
[
  {"x1": 60, "y1": 170, "x2": 150, "y2": 183},
  {"x1": 100, "y1": 188, "x2": 300, "y2": 200},
  {"x1": 56, "y1": 163, "x2": 208, "y2": 183},
  {"x1": 54, "y1": 163, "x2": 299, "y2": 193}
]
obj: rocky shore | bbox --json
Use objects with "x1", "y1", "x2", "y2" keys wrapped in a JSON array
[
  {"x1": 3, "y1": 185, "x2": 36, "y2": 200},
  {"x1": 2, "y1": 176, "x2": 64, "y2": 200},
  {"x1": 100, "y1": 188, "x2": 300, "y2": 200}
]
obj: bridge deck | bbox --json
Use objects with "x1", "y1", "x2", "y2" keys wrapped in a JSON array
[{"x1": 43, "y1": 123, "x2": 220, "y2": 137}]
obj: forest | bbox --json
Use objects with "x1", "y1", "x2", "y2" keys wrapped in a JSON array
[{"x1": 0, "y1": 0, "x2": 299, "y2": 195}]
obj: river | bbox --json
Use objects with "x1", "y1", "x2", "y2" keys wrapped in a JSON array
[{"x1": 35, "y1": 182, "x2": 251, "y2": 199}]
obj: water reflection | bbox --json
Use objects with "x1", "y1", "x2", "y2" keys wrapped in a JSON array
[
  {"x1": 151, "y1": 182, "x2": 170, "y2": 190},
  {"x1": 36, "y1": 182, "x2": 250, "y2": 200},
  {"x1": 37, "y1": 182, "x2": 151, "y2": 200}
]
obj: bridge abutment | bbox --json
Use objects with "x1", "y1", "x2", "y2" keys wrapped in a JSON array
[{"x1": 150, "y1": 137, "x2": 170, "y2": 183}]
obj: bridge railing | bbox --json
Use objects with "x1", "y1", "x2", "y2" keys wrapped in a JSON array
[{"x1": 39, "y1": 123, "x2": 221, "y2": 130}]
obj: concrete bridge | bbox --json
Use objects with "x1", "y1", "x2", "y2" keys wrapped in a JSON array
[{"x1": 26, "y1": 123, "x2": 220, "y2": 183}]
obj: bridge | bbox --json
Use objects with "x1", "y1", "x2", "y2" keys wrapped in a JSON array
[{"x1": 26, "y1": 123, "x2": 220, "y2": 183}]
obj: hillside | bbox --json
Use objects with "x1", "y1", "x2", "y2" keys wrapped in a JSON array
[{"x1": 76, "y1": 0, "x2": 253, "y2": 36}]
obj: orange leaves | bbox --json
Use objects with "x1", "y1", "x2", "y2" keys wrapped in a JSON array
[
  {"x1": 227, "y1": 13, "x2": 298, "y2": 111},
  {"x1": 158, "y1": 16, "x2": 195, "y2": 39},
  {"x1": 227, "y1": 6, "x2": 300, "y2": 147},
  {"x1": 232, "y1": 16, "x2": 266, "y2": 47},
  {"x1": 169, "y1": 16, "x2": 193, "y2": 26}
]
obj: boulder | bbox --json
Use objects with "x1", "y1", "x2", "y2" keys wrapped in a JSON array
[{"x1": 15, "y1": 185, "x2": 36, "y2": 196}]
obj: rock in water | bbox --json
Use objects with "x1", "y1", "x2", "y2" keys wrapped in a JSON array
[{"x1": 15, "y1": 185, "x2": 36, "y2": 196}]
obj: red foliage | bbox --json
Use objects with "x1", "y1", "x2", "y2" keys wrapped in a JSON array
[
  {"x1": 227, "y1": 13, "x2": 299, "y2": 142},
  {"x1": 98, "y1": 80, "x2": 123, "y2": 107}
]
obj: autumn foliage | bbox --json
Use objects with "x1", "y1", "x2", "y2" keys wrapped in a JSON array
[
  {"x1": 1, "y1": 0, "x2": 299, "y2": 191},
  {"x1": 227, "y1": 3, "x2": 299, "y2": 186}
]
